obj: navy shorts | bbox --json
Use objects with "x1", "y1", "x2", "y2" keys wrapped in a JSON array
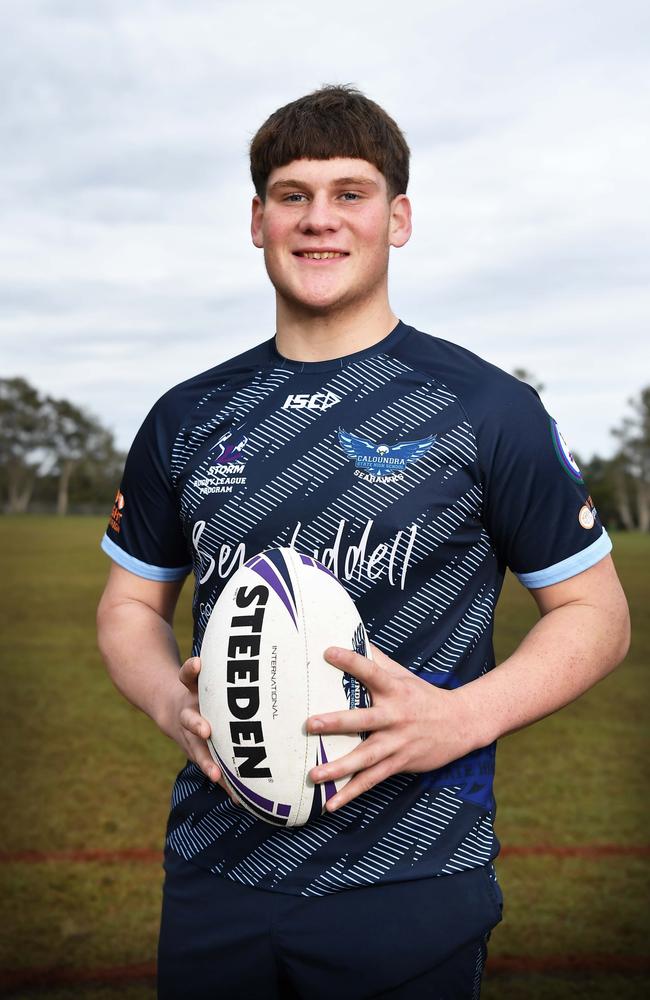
[{"x1": 158, "y1": 848, "x2": 503, "y2": 1000}]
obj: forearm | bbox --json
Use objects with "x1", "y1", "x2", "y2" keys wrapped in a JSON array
[
  {"x1": 96, "y1": 566, "x2": 232, "y2": 792},
  {"x1": 306, "y1": 560, "x2": 630, "y2": 810},
  {"x1": 96, "y1": 598, "x2": 183, "y2": 737},
  {"x1": 458, "y1": 597, "x2": 630, "y2": 749}
]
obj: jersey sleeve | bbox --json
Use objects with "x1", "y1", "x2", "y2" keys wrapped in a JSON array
[
  {"x1": 100, "y1": 395, "x2": 192, "y2": 582},
  {"x1": 478, "y1": 381, "x2": 611, "y2": 588}
]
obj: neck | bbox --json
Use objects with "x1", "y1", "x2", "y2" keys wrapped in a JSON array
[{"x1": 274, "y1": 294, "x2": 399, "y2": 363}]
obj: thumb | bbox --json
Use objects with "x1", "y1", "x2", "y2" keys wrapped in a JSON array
[{"x1": 179, "y1": 656, "x2": 201, "y2": 690}]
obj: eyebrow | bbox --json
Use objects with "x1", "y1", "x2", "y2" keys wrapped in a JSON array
[{"x1": 268, "y1": 176, "x2": 379, "y2": 193}]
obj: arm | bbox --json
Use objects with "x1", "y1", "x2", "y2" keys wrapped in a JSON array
[
  {"x1": 306, "y1": 555, "x2": 630, "y2": 811},
  {"x1": 96, "y1": 563, "x2": 227, "y2": 789},
  {"x1": 456, "y1": 553, "x2": 630, "y2": 745}
]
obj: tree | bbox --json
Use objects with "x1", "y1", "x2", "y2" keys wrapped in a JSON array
[
  {"x1": 43, "y1": 396, "x2": 123, "y2": 516},
  {"x1": 0, "y1": 378, "x2": 47, "y2": 512},
  {"x1": 610, "y1": 387, "x2": 650, "y2": 532},
  {"x1": 578, "y1": 452, "x2": 623, "y2": 530},
  {"x1": 0, "y1": 377, "x2": 125, "y2": 515},
  {"x1": 66, "y1": 447, "x2": 126, "y2": 509}
]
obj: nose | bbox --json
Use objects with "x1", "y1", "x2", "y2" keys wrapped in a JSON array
[{"x1": 298, "y1": 192, "x2": 341, "y2": 235}]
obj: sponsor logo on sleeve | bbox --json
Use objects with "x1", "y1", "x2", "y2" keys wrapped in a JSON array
[
  {"x1": 550, "y1": 419, "x2": 584, "y2": 483},
  {"x1": 578, "y1": 496, "x2": 597, "y2": 529},
  {"x1": 338, "y1": 428, "x2": 437, "y2": 484},
  {"x1": 109, "y1": 490, "x2": 125, "y2": 533}
]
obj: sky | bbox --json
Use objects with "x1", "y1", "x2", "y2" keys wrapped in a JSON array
[{"x1": 1, "y1": 0, "x2": 649, "y2": 460}]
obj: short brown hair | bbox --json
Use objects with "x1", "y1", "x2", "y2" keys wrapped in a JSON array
[{"x1": 250, "y1": 84, "x2": 410, "y2": 201}]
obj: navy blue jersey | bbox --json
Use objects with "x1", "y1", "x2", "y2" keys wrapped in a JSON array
[{"x1": 102, "y1": 320, "x2": 611, "y2": 896}]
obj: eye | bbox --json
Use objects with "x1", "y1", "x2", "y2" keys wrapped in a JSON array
[
  {"x1": 340, "y1": 191, "x2": 362, "y2": 201},
  {"x1": 283, "y1": 193, "x2": 307, "y2": 203}
]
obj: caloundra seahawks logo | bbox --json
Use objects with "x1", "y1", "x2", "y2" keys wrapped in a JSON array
[
  {"x1": 338, "y1": 428, "x2": 436, "y2": 484},
  {"x1": 342, "y1": 623, "x2": 371, "y2": 741}
]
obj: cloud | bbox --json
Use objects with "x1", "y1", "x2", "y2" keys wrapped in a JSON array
[{"x1": 1, "y1": 0, "x2": 648, "y2": 461}]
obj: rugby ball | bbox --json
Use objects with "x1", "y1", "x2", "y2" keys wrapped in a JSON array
[{"x1": 198, "y1": 547, "x2": 371, "y2": 827}]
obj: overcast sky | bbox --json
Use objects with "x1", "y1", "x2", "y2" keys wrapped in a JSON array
[{"x1": 1, "y1": 0, "x2": 648, "y2": 460}]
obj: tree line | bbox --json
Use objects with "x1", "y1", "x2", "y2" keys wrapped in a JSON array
[
  {"x1": 0, "y1": 377, "x2": 125, "y2": 516},
  {"x1": 581, "y1": 392, "x2": 649, "y2": 532},
  {"x1": 1, "y1": 375, "x2": 648, "y2": 529},
  {"x1": 513, "y1": 370, "x2": 648, "y2": 532}
]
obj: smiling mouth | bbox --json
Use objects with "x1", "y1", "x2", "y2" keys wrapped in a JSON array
[{"x1": 294, "y1": 251, "x2": 349, "y2": 260}]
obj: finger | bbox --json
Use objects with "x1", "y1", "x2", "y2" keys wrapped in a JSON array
[
  {"x1": 216, "y1": 775, "x2": 242, "y2": 807},
  {"x1": 324, "y1": 646, "x2": 394, "y2": 692},
  {"x1": 191, "y1": 736, "x2": 241, "y2": 807},
  {"x1": 309, "y1": 735, "x2": 394, "y2": 785},
  {"x1": 180, "y1": 706, "x2": 212, "y2": 741},
  {"x1": 368, "y1": 643, "x2": 408, "y2": 678},
  {"x1": 185, "y1": 731, "x2": 222, "y2": 784},
  {"x1": 178, "y1": 656, "x2": 201, "y2": 690},
  {"x1": 181, "y1": 726, "x2": 241, "y2": 808},
  {"x1": 307, "y1": 706, "x2": 388, "y2": 735},
  {"x1": 324, "y1": 757, "x2": 400, "y2": 812}
]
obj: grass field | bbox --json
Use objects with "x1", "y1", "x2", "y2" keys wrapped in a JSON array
[{"x1": 0, "y1": 518, "x2": 648, "y2": 998}]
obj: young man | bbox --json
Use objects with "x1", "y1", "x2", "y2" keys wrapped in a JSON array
[{"x1": 97, "y1": 86, "x2": 630, "y2": 999}]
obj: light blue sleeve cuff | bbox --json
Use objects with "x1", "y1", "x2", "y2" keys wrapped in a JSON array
[
  {"x1": 100, "y1": 534, "x2": 191, "y2": 582},
  {"x1": 516, "y1": 530, "x2": 612, "y2": 589}
]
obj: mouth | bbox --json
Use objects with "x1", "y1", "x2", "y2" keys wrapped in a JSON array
[{"x1": 293, "y1": 250, "x2": 349, "y2": 260}]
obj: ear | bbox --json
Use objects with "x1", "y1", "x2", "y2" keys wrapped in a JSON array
[
  {"x1": 389, "y1": 194, "x2": 412, "y2": 249},
  {"x1": 251, "y1": 195, "x2": 265, "y2": 248}
]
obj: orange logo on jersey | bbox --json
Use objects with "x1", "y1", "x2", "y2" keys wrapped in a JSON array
[
  {"x1": 578, "y1": 495, "x2": 597, "y2": 530},
  {"x1": 109, "y1": 490, "x2": 125, "y2": 533}
]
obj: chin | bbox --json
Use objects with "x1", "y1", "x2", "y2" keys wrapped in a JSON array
[
  {"x1": 273, "y1": 278, "x2": 353, "y2": 314},
  {"x1": 283, "y1": 277, "x2": 386, "y2": 315},
  {"x1": 286, "y1": 289, "x2": 358, "y2": 316}
]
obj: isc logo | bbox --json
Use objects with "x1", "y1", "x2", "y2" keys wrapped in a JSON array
[{"x1": 282, "y1": 392, "x2": 341, "y2": 411}]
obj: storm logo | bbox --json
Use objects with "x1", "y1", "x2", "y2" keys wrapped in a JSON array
[{"x1": 211, "y1": 429, "x2": 248, "y2": 465}]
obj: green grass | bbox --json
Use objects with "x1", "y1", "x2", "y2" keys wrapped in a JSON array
[
  {"x1": 492, "y1": 533, "x2": 649, "y2": 847},
  {"x1": 482, "y1": 974, "x2": 650, "y2": 1000},
  {"x1": 4, "y1": 991, "x2": 156, "y2": 1000},
  {"x1": 1, "y1": 862, "x2": 162, "y2": 970},
  {"x1": 0, "y1": 517, "x2": 648, "y2": 998},
  {"x1": 4, "y1": 974, "x2": 650, "y2": 1000}
]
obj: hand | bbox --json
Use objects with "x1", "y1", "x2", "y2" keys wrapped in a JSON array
[
  {"x1": 307, "y1": 644, "x2": 476, "y2": 812},
  {"x1": 168, "y1": 656, "x2": 241, "y2": 806}
]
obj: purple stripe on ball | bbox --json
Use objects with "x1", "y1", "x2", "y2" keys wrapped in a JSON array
[
  {"x1": 249, "y1": 557, "x2": 298, "y2": 629},
  {"x1": 303, "y1": 554, "x2": 336, "y2": 579},
  {"x1": 318, "y1": 737, "x2": 339, "y2": 802},
  {"x1": 210, "y1": 740, "x2": 291, "y2": 817},
  {"x1": 265, "y1": 549, "x2": 297, "y2": 603},
  {"x1": 306, "y1": 747, "x2": 324, "y2": 823}
]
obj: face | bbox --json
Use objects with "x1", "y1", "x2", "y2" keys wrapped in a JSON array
[{"x1": 251, "y1": 157, "x2": 411, "y2": 316}]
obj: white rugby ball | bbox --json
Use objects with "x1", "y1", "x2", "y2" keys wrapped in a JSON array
[{"x1": 198, "y1": 547, "x2": 371, "y2": 827}]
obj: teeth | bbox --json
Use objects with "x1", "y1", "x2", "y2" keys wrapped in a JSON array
[{"x1": 301, "y1": 251, "x2": 345, "y2": 259}]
